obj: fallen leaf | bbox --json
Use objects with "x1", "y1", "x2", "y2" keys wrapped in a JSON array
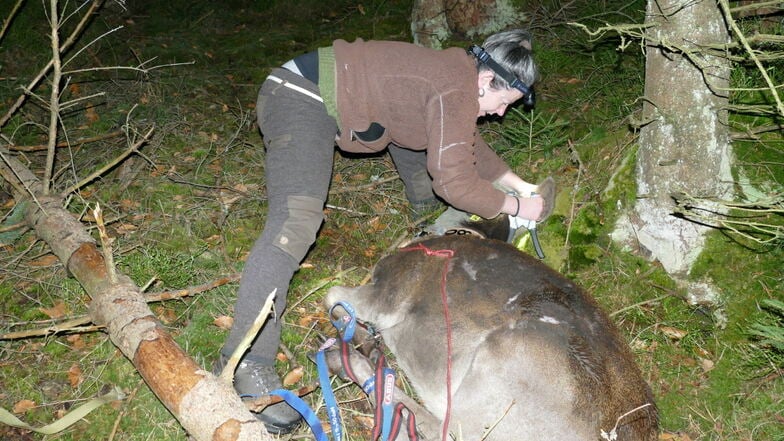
[
  {"x1": 367, "y1": 216, "x2": 386, "y2": 233},
  {"x1": 119, "y1": 199, "x2": 140, "y2": 210},
  {"x1": 282, "y1": 366, "x2": 304, "y2": 386},
  {"x1": 699, "y1": 357, "x2": 715, "y2": 373},
  {"x1": 40, "y1": 301, "x2": 68, "y2": 319},
  {"x1": 353, "y1": 414, "x2": 375, "y2": 430},
  {"x1": 630, "y1": 339, "x2": 649, "y2": 351},
  {"x1": 66, "y1": 334, "x2": 86, "y2": 350},
  {"x1": 85, "y1": 105, "x2": 99, "y2": 124},
  {"x1": 659, "y1": 326, "x2": 687, "y2": 340},
  {"x1": 363, "y1": 245, "x2": 377, "y2": 258},
  {"x1": 213, "y1": 315, "x2": 234, "y2": 330},
  {"x1": 659, "y1": 432, "x2": 692, "y2": 441},
  {"x1": 13, "y1": 399, "x2": 36, "y2": 414},
  {"x1": 68, "y1": 364, "x2": 83, "y2": 388},
  {"x1": 29, "y1": 254, "x2": 60, "y2": 267},
  {"x1": 115, "y1": 223, "x2": 138, "y2": 235},
  {"x1": 154, "y1": 306, "x2": 177, "y2": 325},
  {"x1": 276, "y1": 352, "x2": 289, "y2": 363},
  {"x1": 297, "y1": 312, "x2": 326, "y2": 327}
]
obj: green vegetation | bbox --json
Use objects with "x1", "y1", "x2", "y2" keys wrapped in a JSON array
[{"x1": 1, "y1": 1, "x2": 781, "y2": 440}]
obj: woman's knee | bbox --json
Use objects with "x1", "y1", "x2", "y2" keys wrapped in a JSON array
[{"x1": 272, "y1": 195, "x2": 325, "y2": 262}]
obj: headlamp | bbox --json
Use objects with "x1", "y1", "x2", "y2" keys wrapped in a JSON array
[{"x1": 468, "y1": 45, "x2": 535, "y2": 108}]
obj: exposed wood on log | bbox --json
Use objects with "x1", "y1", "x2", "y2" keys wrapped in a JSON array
[{"x1": 0, "y1": 151, "x2": 271, "y2": 441}]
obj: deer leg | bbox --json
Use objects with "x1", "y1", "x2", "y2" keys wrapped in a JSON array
[{"x1": 321, "y1": 346, "x2": 442, "y2": 441}]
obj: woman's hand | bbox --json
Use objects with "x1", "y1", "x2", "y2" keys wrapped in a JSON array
[{"x1": 494, "y1": 170, "x2": 539, "y2": 197}]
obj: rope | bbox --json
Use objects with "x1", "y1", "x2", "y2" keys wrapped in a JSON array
[{"x1": 399, "y1": 242, "x2": 455, "y2": 441}]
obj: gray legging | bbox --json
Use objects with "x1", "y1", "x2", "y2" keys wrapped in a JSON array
[
  {"x1": 221, "y1": 68, "x2": 337, "y2": 364},
  {"x1": 222, "y1": 68, "x2": 438, "y2": 365},
  {"x1": 388, "y1": 144, "x2": 436, "y2": 206}
]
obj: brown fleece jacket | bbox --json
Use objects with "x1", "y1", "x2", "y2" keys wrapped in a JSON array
[{"x1": 330, "y1": 38, "x2": 510, "y2": 218}]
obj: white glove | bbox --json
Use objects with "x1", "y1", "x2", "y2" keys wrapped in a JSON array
[{"x1": 509, "y1": 213, "x2": 537, "y2": 231}]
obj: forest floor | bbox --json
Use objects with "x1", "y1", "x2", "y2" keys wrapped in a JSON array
[{"x1": 1, "y1": 1, "x2": 782, "y2": 440}]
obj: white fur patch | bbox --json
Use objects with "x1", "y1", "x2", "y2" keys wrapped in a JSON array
[
  {"x1": 539, "y1": 315, "x2": 561, "y2": 324},
  {"x1": 461, "y1": 261, "x2": 478, "y2": 280}
]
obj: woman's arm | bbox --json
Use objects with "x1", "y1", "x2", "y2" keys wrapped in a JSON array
[{"x1": 494, "y1": 170, "x2": 539, "y2": 197}]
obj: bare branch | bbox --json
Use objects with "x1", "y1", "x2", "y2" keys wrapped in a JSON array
[
  {"x1": 62, "y1": 59, "x2": 196, "y2": 76},
  {"x1": 44, "y1": 0, "x2": 64, "y2": 195},
  {"x1": 0, "y1": 0, "x2": 104, "y2": 130},
  {"x1": 60, "y1": 125, "x2": 155, "y2": 196},
  {"x1": 0, "y1": 273, "x2": 242, "y2": 340},
  {"x1": 730, "y1": 1, "x2": 783, "y2": 15},
  {"x1": 0, "y1": 0, "x2": 25, "y2": 45},
  {"x1": 718, "y1": 0, "x2": 784, "y2": 117},
  {"x1": 9, "y1": 130, "x2": 124, "y2": 152}
]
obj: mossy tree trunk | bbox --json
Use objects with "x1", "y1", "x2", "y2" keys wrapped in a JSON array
[
  {"x1": 612, "y1": 0, "x2": 734, "y2": 303},
  {"x1": 0, "y1": 154, "x2": 270, "y2": 441},
  {"x1": 411, "y1": 0, "x2": 525, "y2": 48}
]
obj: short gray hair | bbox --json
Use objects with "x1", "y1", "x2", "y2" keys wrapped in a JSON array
[{"x1": 480, "y1": 29, "x2": 539, "y2": 90}]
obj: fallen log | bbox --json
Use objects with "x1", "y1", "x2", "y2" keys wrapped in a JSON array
[{"x1": 2, "y1": 152, "x2": 270, "y2": 441}]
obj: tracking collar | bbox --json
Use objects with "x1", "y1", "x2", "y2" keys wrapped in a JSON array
[{"x1": 468, "y1": 45, "x2": 535, "y2": 108}]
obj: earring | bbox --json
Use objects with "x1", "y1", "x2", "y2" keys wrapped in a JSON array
[{"x1": 479, "y1": 88, "x2": 485, "y2": 97}]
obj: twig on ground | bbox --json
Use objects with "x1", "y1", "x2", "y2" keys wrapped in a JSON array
[
  {"x1": 219, "y1": 289, "x2": 277, "y2": 383},
  {"x1": 599, "y1": 403, "x2": 653, "y2": 441},
  {"x1": 610, "y1": 295, "x2": 668, "y2": 318},
  {"x1": 0, "y1": 273, "x2": 241, "y2": 340},
  {"x1": 479, "y1": 400, "x2": 516, "y2": 441},
  {"x1": 328, "y1": 175, "x2": 399, "y2": 194},
  {"x1": 564, "y1": 139, "x2": 583, "y2": 270},
  {"x1": 284, "y1": 266, "x2": 358, "y2": 316},
  {"x1": 325, "y1": 204, "x2": 373, "y2": 216},
  {"x1": 8, "y1": 130, "x2": 125, "y2": 152},
  {"x1": 93, "y1": 203, "x2": 118, "y2": 283},
  {"x1": 107, "y1": 378, "x2": 143, "y2": 441},
  {"x1": 61, "y1": 125, "x2": 154, "y2": 196},
  {"x1": 245, "y1": 384, "x2": 319, "y2": 412}
]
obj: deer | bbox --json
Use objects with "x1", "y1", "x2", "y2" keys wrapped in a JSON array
[{"x1": 323, "y1": 216, "x2": 658, "y2": 441}]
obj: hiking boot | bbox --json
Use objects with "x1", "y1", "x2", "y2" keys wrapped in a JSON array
[
  {"x1": 425, "y1": 206, "x2": 472, "y2": 236},
  {"x1": 215, "y1": 357, "x2": 302, "y2": 434}
]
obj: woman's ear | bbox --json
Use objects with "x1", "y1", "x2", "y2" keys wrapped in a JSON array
[{"x1": 477, "y1": 70, "x2": 494, "y2": 89}]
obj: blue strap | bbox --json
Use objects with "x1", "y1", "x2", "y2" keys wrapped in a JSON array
[
  {"x1": 317, "y1": 350, "x2": 343, "y2": 441},
  {"x1": 379, "y1": 367, "x2": 396, "y2": 441},
  {"x1": 268, "y1": 389, "x2": 328, "y2": 441},
  {"x1": 329, "y1": 301, "x2": 357, "y2": 342}
]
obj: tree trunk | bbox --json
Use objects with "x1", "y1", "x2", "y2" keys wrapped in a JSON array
[
  {"x1": 411, "y1": 0, "x2": 450, "y2": 48},
  {"x1": 612, "y1": 0, "x2": 734, "y2": 303},
  {"x1": 1, "y1": 153, "x2": 270, "y2": 441},
  {"x1": 411, "y1": 0, "x2": 525, "y2": 48}
]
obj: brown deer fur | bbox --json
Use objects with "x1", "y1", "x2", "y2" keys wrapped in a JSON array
[{"x1": 326, "y1": 232, "x2": 658, "y2": 440}]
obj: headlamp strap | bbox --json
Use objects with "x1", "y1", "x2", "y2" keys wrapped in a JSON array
[{"x1": 468, "y1": 44, "x2": 534, "y2": 106}]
